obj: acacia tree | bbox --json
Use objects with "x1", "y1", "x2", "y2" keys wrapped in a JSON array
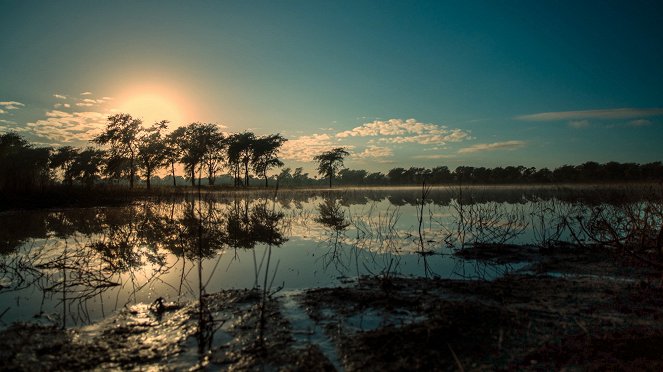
[
  {"x1": 314, "y1": 147, "x2": 349, "y2": 188},
  {"x1": 251, "y1": 134, "x2": 286, "y2": 187},
  {"x1": 92, "y1": 114, "x2": 142, "y2": 188},
  {"x1": 136, "y1": 120, "x2": 168, "y2": 189}
]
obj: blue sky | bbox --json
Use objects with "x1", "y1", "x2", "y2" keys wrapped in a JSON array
[{"x1": 1, "y1": 0, "x2": 662, "y2": 173}]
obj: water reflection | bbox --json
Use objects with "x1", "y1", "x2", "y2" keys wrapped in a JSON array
[{"x1": 1, "y1": 185, "x2": 659, "y2": 327}]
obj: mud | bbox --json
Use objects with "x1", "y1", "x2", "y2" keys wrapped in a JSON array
[{"x1": 2, "y1": 246, "x2": 663, "y2": 371}]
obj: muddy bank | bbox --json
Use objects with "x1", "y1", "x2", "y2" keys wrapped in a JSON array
[{"x1": 2, "y1": 249, "x2": 663, "y2": 371}]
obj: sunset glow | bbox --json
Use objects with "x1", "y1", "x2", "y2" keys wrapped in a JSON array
[
  {"x1": 1, "y1": 1, "x2": 662, "y2": 171},
  {"x1": 115, "y1": 89, "x2": 187, "y2": 127}
]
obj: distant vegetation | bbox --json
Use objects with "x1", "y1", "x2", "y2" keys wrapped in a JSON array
[{"x1": 1, "y1": 113, "x2": 663, "y2": 198}]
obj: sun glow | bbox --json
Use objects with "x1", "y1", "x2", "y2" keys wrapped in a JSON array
[{"x1": 115, "y1": 89, "x2": 187, "y2": 127}]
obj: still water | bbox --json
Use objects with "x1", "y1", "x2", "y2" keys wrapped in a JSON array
[{"x1": 0, "y1": 185, "x2": 654, "y2": 326}]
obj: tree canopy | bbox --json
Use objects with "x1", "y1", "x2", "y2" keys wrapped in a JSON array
[{"x1": 314, "y1": 147, "x2": 350, "y2": 188}]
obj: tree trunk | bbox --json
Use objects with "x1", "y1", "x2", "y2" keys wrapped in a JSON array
[
  {"x1": 171, "y1": 161, "x2": 176, "y2": 187},
  {"x1": 244, "y1": 162, "x2": 250, "y2": 187},
  {"x1": 190, "y1": 166, "x2": 195, "y2": 187},
  {"x1": 129, "y1": 156, "x2": 135, "y2": 188},
  {"x1": 146, "y1": 169, "x2": 151, "y2": 189}
]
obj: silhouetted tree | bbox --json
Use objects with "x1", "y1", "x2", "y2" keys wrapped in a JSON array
[
  {"x1": 338, "y1": 169, "x2": 367, "y2": 185},
  {"x1": 49, "y1": 146, "x2": 79, "y2": 186},
  {"x1": 93, "y1": 114, "x2": 142, "y2": 188},
  {"x1": 314, "y1": 147, "x2": 349, "y2": 188},
  {"x1": 226, "y1": 132, "x2": 256, "y2": 187},
  {"x1": 198, "y1": 124, "x2": 226, "y2": 185},
  {"x1": 70, "y1": 148, "x2": 105, "y2": 189},
  {"x1": 252, "y1": 134, "x2": 286, "y2": 187},
  {"x1": 0, "y1": 132, "x2": 51, "y2": 193},
  {"x1": 164, "y1": 126, "x2": 185, "y2": 187},
  {"x1": 430, "y1": 166, "x2": 452, "y2": 183},
  {"x1": 178, "y1": 123, "x2": 212, "y2": 186},
  {"x1": 137, "y1": 121, "x2": 168, "y2": 189},
  {"x1": 366, "y1": 171, "x2": 387, "y2": 185}
]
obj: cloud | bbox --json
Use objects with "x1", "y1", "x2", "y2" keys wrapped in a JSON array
[
  {"x1": 75, "y1": 98, "x2": 106, "y2": 107},
  {"x1": 281, "y1": 133, "x2": 353, "y2": 162},
  {"x1": 353, "y1": 145, "x2": 394, "y2": 160},
  {"x1": 568, "y1": 120, "x2": 590, "y2": 129},
  {"x1": 515, "y1": 108, "x2": 663, "y2": 121},
  {"x1": 412, "y1": 154, "x2": 456, "y2": 159},
  {"x1": 26, "y1": 110, "x2": 108, "y2": 143},
  {"x1": 80, "y1": 91, "x2": 93, "y2": 96},
  {"x1": 0, "y1": 101, "x2": 25, "y2": 110},
  {"x1": 0, "y1": 109, "x2": 5, "y2": 114},
  {"x1": 0, "y1": 119, "x2": 28, "y2": 133},
  {"x1": 336, "y1": 118, "x2": 471, "y2": 145},
  {"x1": 53, "y1": 94, "x2": 67, "y2": 99},
  {"x1": 629, "y1": 119, "x2": 652, "y2": 127},
  {"x1": 54, "y1": 103, "x2": 72, "y2": 109},
  {"x1": 458, "y1": 140, "x2": 525, "y2": 154},
  {"x1": 377, "y1": 129, "x2": 470, "y2": 145}
]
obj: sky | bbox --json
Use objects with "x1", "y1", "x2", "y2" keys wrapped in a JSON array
[{"x1": 1, "y1": 0, "x2": 662, "y2": 174}]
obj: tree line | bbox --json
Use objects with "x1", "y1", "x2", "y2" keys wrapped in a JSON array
[
  {"x1": 332, "y1": 163, "x2": 663, "y2": 186},
  {"x1": 2, "y1": 113, "x2": 663, "y2": 195},
  {"x1": 0, "y1": 114, "x2": 289, "y2": 193}
]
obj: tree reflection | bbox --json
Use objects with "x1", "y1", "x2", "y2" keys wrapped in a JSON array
[{"x1": 314, "y1": 198, "x2": 352, "y2": 272}]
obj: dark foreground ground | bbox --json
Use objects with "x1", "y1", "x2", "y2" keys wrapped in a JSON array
[{"x1": 2, "y1": 246, "x2": 662, "y2": 371}]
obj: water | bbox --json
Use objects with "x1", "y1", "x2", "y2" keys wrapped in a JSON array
[{"x1": 0, "y1": 185, "x2": 659, "y2": 327}]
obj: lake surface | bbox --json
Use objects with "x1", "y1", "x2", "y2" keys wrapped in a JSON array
[{"x1": 0, "y1": 185, "x2": 657, "y2": 327}]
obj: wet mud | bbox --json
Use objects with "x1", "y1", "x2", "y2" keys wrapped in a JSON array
[{"x1": 2, "y1": 247, "x2": 663, "y2": 371}]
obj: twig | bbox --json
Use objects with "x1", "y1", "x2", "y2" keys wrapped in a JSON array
[{"x1": 447, "y1": 343, "x2": 465, "y2": 372}]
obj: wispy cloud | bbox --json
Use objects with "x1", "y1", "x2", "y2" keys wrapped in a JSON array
[
  {"x1": 0, "y1": 101, "x2": 25, "y2": 110},
  {"x1": 568, "y1": 120, "x2": 590, "y2": 129},
  {"x1": 515, "y1": 108, "x2": 663, "y2": 121},
  {"x1": 353, "y1": 145, "x2": 394, "y2": 160},
  {"x1": 80, "y1": 91, "x2": 93, "y2": 96},
  {"x1": 53, "y1": 94, "x2": 67, "y2": 99},
  {"x1": 458, "y1": 140, "x2": 525, "y2": 154},
  {"x1": 336, "y1": 118, "x2": 471, "y2": 145},
  {"x1": 629, "y1": 119, "x2": 652, "y2": 127},
  {"x1": 412, "y1": 154, "x2": 456, "y2": 159},
  {"x1": 54, "y1": 103, "x2": 71, "y2": 109}
]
